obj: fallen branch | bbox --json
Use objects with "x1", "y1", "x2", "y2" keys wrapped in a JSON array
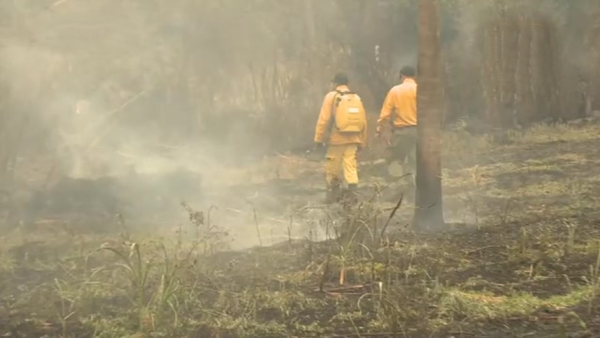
[{"x1": 380, "y1": 194, "x2": 404, "y2": 239}]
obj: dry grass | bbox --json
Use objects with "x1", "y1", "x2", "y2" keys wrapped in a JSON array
[{"x1": 3, "y1": 122, "x2": 600, "y2": 337}]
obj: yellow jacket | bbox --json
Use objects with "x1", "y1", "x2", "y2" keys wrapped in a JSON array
[
  {"x1": 314, "y1": 85, "x2": 367, "y2": 146},
  {"x1": 377, "y1": 78, "x2": 417, "y2": 132}
]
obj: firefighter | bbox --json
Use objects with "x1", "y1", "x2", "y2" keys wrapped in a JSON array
[
  {"x1": 376, "y1": 66, "x2": 417, "y2": 183},
  {"x1": 314, "y1": 73, "x2": 368, "y2": 203}
]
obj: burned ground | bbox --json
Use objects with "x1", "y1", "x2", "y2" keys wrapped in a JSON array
[{"x1": 2, "y1": 123, "x2": 600, "y2": 337}]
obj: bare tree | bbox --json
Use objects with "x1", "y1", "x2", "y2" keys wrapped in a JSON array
[{"x1": 413, "y1": 0, "x2": 444, "y2": 231}]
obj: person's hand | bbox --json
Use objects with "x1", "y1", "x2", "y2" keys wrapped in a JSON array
[{"x1": 307, "y1": 142, "x2": 324, "y2": 159}]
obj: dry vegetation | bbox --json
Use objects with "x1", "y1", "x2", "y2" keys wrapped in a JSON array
[
  {"x1": 1, "y1": 1, "x2": 600, "y2": 338},
  {"x1": 1, "y1": 122, "x2": 600, "y2": 337}
]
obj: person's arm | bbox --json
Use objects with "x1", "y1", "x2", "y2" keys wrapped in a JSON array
[
  {"x1": 314, "y1": 92, "x2": 334, "y2": 143},
  {"x1": 377, "y1": 89, "x2": 395, "y2": 133}
]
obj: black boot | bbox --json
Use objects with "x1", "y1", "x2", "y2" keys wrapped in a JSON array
[
  {"x1": 342, "y1": 184, "x2": 358, "y2": 206},
  {"x1": 325, "y1": 179, "x2": 342, "y2": 204}
]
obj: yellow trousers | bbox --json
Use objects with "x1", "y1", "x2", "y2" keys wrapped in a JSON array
[{"x1": 325, "y1": 144, "x2": 359, "y2": 185}]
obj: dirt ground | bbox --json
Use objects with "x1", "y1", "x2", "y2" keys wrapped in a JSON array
[{"x1": 2, "y1": 122, "x2": 600, "y2": 337}]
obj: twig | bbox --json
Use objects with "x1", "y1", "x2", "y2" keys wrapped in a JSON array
[
  {"x1": 225, "y1": 207, "x2": 302, "y2": 226},
  {"x1": 357, "y1": 158, "x2": 387, "y2": 166},
  {"x1": 294, "y1": 203, "x2": 329, "y2": 213},
  {"x1": 319, "y1": 253, "x2": 331, "y2": 292},
  {"x1": 379, "y1": 194, "x2": 404, "y2": 238},
  {"x1": 252, "y1": 208, "x2": 263, "y2": 247},
  {"x1": 348, "y1": 316, "x2": 363, "y2": 338},
  {"x1": 466, "y1": 245, "x2": 506, "y2": 255},
  {"x1": 85, "y1": 88, "x2": 152, "y2": 150},
  {"x1": 49, "y1": 0, "x2": 69, "y2": 9},
  {"x1": 225, "y1": 207, "x2": 243, "y2": 214},
  {"x1": 288, "y1": 214, "x2": 293, "y2": 246},
  {"x1": 316, "y1": 284, "x2": 368, "y2": 293}
]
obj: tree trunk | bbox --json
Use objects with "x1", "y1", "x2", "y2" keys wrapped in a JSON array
[{"x1": 413, "y1": 0, "x2": 444, "y2": 231}]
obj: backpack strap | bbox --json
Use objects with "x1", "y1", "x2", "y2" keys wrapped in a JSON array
[
  {"x1": 330, "y1": 90, "x2": 355, "y2": 116},
  {"x1": 327, "y1": 90, "x2": 356, "y2": 135}
]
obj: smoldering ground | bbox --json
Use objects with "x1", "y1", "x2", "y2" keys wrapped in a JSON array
[
  {"x1": 4, "y1": 2, "x2": 600, "y2": 337},
  {"x1": 1, "y1": 0, "x2": 598, "y2": 249}
]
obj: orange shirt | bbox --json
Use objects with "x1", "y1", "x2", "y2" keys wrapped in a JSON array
[
  {"x1": 314, "y1": 85, "x2": 367, "y2": 146},
  {"x1": 377, "y1": 78, "x2": 417, "y2": 132}
]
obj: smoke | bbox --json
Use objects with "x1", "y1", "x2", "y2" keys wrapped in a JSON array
[
  {"x1": 0, "y1": 1, "x2": 416, "y2": 249},
  {"x1": 4, "y1": 1, "x2": 596, "y2": 249}
]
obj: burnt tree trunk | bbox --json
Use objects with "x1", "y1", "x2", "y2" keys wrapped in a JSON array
[{"x1": 413, "y1": 0, "x2": 444, "y2": 231}]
